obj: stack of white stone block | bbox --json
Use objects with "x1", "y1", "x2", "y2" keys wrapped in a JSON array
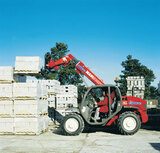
[
  {"x1": 53, "y1": 85, "x2": 78, "y2": 123},
  {"x1": 0, "y1": 66, "x2": 14, "y2": 134},
  {"x1": 126, "y1": 76, "x2": 145, "y2": 99},
  {"x1": 14, "y1": 57, "x2": 43, "y2": 74},
  {"x1": 12, "y1": 84, "x2": 48, "y2": 135},
  {"x1": 0, "y1": 57, "x2": 49, "y2": 135},
  {"x1": 26, "y1": 79, "x2": 61, "y2": 124},
  {"x1": 27, "y1": 79, "x2": 60, "y2": 108},
  {"x1": 59, "y1": 85, "x2": 78, "y2": 97},
  {"x1": 57, "y1": 85, "x2": 78, "y2": 109}
]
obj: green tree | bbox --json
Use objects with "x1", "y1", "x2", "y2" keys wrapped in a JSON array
[
  {"x1": 118, "y1": 55, "x2": 156, "y2": 99},
  {"x1": 148, "y1": 86, "x2": 158, "y2": 100},
  {"x1": 42, "y1": 42, "x2": 87, "y2": 102}
]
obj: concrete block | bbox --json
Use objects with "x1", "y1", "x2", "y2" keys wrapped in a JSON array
[
  {"x1": 14, "y1": 99, "x2": 48, "y2": 116},
  {"x1": 0, "y1": 83, "x2": 13, "y2": 98},
  {"x1": 48, "y1": 100, "x2": 56, "y2": 108},
  {"x1": 0, "y1": 100, "x2": 13, "y2": 116},
  {"x1": 43, "y1": 115, "x2": 49, "y2": 131},
  {"x1": 15, "y1": 56, "x2": 43, "y2": 73},
  {"x1": 41, "y1": 100, "x2": 48, "y2": 114},
  {"x1": 47, "y1": 94, "x2": 56, "y2": 101},
  {"x1": 47, "y1": 85, "x2": 60, "y2": 94},
  {"x1": 14, "y1": 117, "x2": 44, "y2": 135},
  {"x1": 0, "y1": 118, "x2": 14, "y2": 134},
  {"x1": 27, "y1": 79, "x2": 60, "y2": 94},
  {"x1": 56, "y1": 94, "x2": 78, "y2": 108},
  {"x1": 13, "y1": 83, "x2": 41, "y2": 99},
  {"x1": 0, "y1": 66, "x2": 13, "y2": 82},
  {"x1": 40, "y1": 84, "x2": 48, "y2": 99},
  {"x1": 59, "y1": 85, "x2": 78, "y2": 97}
]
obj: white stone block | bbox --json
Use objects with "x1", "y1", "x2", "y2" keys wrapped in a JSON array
[
  {"x1": 14, "y1": 99, "x2": 47, "y2": 116},
  {"x1": 14, "y1": 117, "x2": 43, "y2": 135},
  {"x1": 40, "y1": 84, "x2": 48, "y2": 98},
  {"x1": 43, "y1": 115, "x2": 49, "y2": 131},
  {"x1": 47, "y1": 85, "x2": 60, "y2": 94},
  {"x1": 0, "y1": 100, "x2": 13, "y2": 116},
  {"x1": 48, "y1": 100, "x2": 56, "y2": 108},
  {"x1": 15, "y1": 56, "x2": 43, "y2": 73},
  {"x1": 0, "y1": 83, "x2": 13, "y2": 98},
  {"x1": 41, "y1": 100, "x2": 48, "y2": 114},
  {"x1": 27, "y1": 79, "x2": 60, "y2": 94},
  {"x1": 0, "y1": 66, "x2": 13, "y2": 82},
  {"x1": 13, "y1": 83, "x2": 41, "y2": 98},
  {"x1": 47, "y1": 94, "x2": 56, "y2": 101},
  {"x1": 0, "y1": 118, "x2": 14, "y2": 134},
  {"x1": 56, "y1": 94, "x2": 78, "y2": 108},
  {"x1": 59, "y1": 85, "x2": 78, "y2": 97},
  {"x1": 48, "y1": 95, "x2": 56, "y2": 108}
]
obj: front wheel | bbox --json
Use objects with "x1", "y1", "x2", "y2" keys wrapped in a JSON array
[
  {"x1": 61, "y1": 113, "x2": 84, "y2": 136},
  {"x1": 117, "y1": 111, "x2": 141, "y2": 135}
]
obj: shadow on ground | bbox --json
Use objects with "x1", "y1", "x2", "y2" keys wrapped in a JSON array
[
  {"x1": 50, "y1": 110, "x2": 160, "y2": 136},
  {"x1": 51, "y1": 122, "x2": 160, "y2": 136},
  {"x1": 50, "y1": 124, "x2": 120, "y2": 136},
  {"x1": 142, "y1": 115, "x2": 160, "y2": 131},
  {"x1": 150, "y1": 143, "x2": 160, "y2": 151}
]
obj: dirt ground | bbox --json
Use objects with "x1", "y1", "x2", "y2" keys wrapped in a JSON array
[{"x1": 0, "y1": 123, "x2": 159, "y2": 153}]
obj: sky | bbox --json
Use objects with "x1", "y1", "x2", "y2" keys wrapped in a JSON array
[{"x1": 0, "y1": 0, "x2": 160, "y2": 86}]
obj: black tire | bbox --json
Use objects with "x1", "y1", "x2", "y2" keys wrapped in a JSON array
[
  {"x1": 61, "y1": 113, "x2": 84, "y2": 136},
  {"x1": 117, "y1": 111, "x2": 141, "y2": 135}
]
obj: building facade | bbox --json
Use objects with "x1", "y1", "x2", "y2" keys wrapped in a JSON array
[{"x1": 126, "y1": 76, "x2": 145, "y2": 99}]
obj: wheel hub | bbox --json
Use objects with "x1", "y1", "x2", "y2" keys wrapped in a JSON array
[
  {"x1": 65, "y1": 118, "x2": 79, "y2": 132},
  {"x1": 123, "y1": 117, "x2": 137, "y2": 131}
]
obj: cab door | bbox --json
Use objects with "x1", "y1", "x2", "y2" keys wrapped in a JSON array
[{"x1": 80, "y1": 85, "x2": 122, "y2": 125}]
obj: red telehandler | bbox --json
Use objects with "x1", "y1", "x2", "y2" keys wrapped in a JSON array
[{"x1": 46, "y1": 54, "x2": 148, "y2": 136}]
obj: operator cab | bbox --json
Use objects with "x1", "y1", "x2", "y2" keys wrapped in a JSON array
[{"x1": 80, "y1": 85, "x2": 122, "y2": 125}]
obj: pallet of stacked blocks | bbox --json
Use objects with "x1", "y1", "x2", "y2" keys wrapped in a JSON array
[
  {"x1": 14, "y1": 117, "x2": 44, "y2": 135},
  {"x1": 14, "y1": 99, "x2": 48, "y2": 117},
  {"x1": 14, "y1": 56, "x2": 43, "y2": 75},
  {"x1": 59, "y1": 85, "x2": 78, "y2": 97},
  {"x1": 0, "y1": 83, "x2": 13, "y2": 99},
  {"x1": 0, "y1": 66, "x2": 13, "y2": 82},
  {"x1": 0, "y1": 118, "x2": 14, "y2": 134},
  {"x1": 13, "y1": 82, "x2": 49, "y2": 135},
  {"x1": 56, "y1": 94, "x2": 78, "y2": 108},
  {"x1": 0, "y1": 100, "x2": 13, "y2": 117},
  {"x1": 13, "y1": 82, "x2": 42, "y2": 99}
]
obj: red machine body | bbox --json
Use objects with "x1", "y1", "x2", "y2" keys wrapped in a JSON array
[
  {"x1": 47, "y1": 54, "x2": 105, "y2": 85},
  {"x1": 122, "y1": 96, "x2": 148, "y2": 123},
  {"x1": 47, "y1": 54, "x2": 148, "y2": 125}
]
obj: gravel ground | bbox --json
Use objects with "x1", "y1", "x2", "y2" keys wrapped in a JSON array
[{"x1": 0, "y1": 124, "x2": 159, "y2": 153}]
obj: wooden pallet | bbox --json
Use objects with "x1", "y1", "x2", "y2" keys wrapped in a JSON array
[
  {"x1": 13, "y1": 97, "x2": 37, "y2": 100},
  {"x1": 0, "y1": 114, "x2": 14, "y2": 118},
  {"x1": 48, "y1": 92, "x2": 57, "y2": 95},
  {"x1": 14, "y1": 70, "x2": 42, "y2": 76},
  {"x1": 0, "y1": 80, "x2": 13, "y2": 84},
  {"x1": 0, "y1": 97, "x2": 13, "y2": 100}
]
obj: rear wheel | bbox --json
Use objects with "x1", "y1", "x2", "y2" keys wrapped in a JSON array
[
  {"x1": 61, "y1": 113, "x2": 84, "y2": 136},
  {"x1": 117, "y1": 111, "x2": 141, "y2": 135}
]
